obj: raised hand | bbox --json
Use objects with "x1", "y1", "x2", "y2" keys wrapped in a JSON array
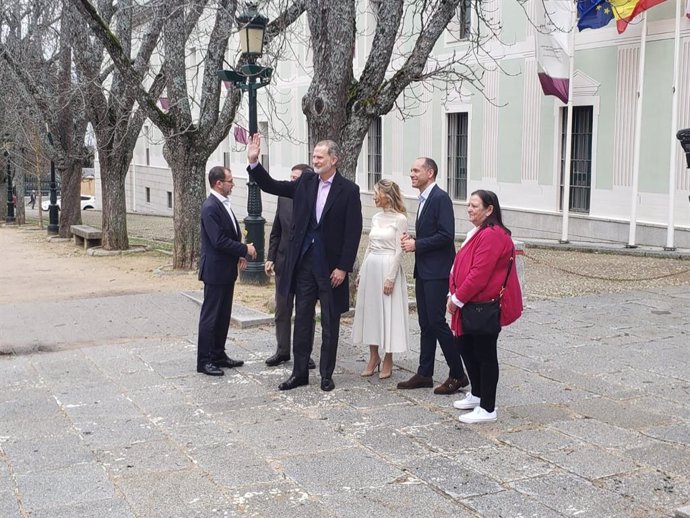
[{"x1": 247, "y1": 133, "x2": 261, "y2": 163}]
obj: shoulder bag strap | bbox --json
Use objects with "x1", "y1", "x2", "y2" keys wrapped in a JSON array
[{"x1": 498, "y1": 245, "x2": 515, "y2": 298}]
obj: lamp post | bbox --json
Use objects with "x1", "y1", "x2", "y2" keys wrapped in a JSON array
[
  {"x1": 46, "y1": 131, "x2": 59, "y2": 235},
  {"x1": 218, "y1": 3, "x2": 272, "y2": 285},
  {"x1": 4, "y1": 150, "x2": 15, "y2": 224},
  {"x1": 677, "y1": 128, "x2": 690, "y2": 169}
]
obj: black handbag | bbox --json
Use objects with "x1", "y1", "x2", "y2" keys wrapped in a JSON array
[{"x1": 461, "y1": 249, "x2": 515, "y2": 335}]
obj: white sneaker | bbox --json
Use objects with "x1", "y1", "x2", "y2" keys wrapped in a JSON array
[
  {"x1": 458, "y1": 406, "x2": 497, "y2": 424},
  {"x1": 453, "y1": 392, "x2": 481, "y2": 410}
]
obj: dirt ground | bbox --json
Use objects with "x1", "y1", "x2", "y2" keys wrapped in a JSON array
[
  {"x1": 0, "y1": 226, "x2": 275, "y2": 309},
  {"x1": 3, "y1": 224, "x2": 690, "y2": 309}
]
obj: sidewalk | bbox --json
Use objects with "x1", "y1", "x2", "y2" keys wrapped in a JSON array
[{"x1": 1, "y1": 283, "x2": 689, "y2": 517}]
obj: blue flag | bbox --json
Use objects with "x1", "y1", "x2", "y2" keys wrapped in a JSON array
[{"x1": 577, "y1": 0, "x2": 614, "y2": 30}]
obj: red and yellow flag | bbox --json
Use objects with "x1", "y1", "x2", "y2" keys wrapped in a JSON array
[{"x1": 612, "y1": 0, "x2": 667, "y2": 33}]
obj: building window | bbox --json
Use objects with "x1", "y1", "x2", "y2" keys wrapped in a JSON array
[
  {"x1": 560, "y1": 106, "x2": 593, "y2": 213},
  {"x1": 167, "y1": 191, "x2": 173, "y2": 209},
  {"x1": 448, "y1": 0, "x2": 472, "y2": 43},
  {"x1": 223, "y1": 152, "x2": 230, "y2": 169},
  {"x1": 447, "y1": 112, "x2": 469, "y2": 201},
  {"x1": 367, "y1": 117, "x2": 382, "y2": 190},
  {"x1": 143, "y1": 125, "x2": 150, "y2": 166},
  {"x1": 145, "y1": 187, "x2": 151, "y2": 203},
  {"x1": 259, "y1": 121, "x2": 270, "y2": 169}
]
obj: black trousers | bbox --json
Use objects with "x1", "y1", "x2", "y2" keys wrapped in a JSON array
[
  {"x1": 457, "y1": 333, "x2": 499, "y2": 413},
  {"x1": 416, "y1": 278, "x2": 466, "y2": 379},
  {"x1": 292, "y1": 248, "x2": 340, "y2": 379},
  {"x1": 197, "y1": 282, "x2": 235, "y2": 367}
]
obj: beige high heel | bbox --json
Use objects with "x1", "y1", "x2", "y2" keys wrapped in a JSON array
[
  {"x1": 361, "y1": 359, "x2": 381, "y2": 377},
  {"x1": 379, "y1": 354, "x2": 393, "y2": 379}
]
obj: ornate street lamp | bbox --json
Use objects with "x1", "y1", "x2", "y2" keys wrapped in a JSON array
[
  {"x1": 4, "y1": 149, "x2": 15, "y2": 224},
  {"x1": 46, "y1": 130, "x2": 59, "y2": 235},
  {"x1": 677, "y1": 128, "x2": 690, "y2": 169},
  {"x1": 3, "y1": 132, "x2": 16, "y2": 224},
  {"x1": 218, "y1": 2, "x2": 272, "y2": 285}
]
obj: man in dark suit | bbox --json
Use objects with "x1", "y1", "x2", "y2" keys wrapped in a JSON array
[
  {"x1": 247, "y1": 134, "x2": 362, "y2": 392},
  {"x1": 197, "y1": 166, "x2": 257, "y2": 376},
  {"x1": 398, "y1": 157, "x2": 468, "y2": 394},
  {"x1": 264, "y1": 163, "x2": 315, "y2": 370}
]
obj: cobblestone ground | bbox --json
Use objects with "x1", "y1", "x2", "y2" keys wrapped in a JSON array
[{"x1": 3, "y1": 215, "x2": 690, "y2": 517}]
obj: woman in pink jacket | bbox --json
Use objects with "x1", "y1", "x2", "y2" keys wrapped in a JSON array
[{"x1": 447, "y1": 190, "x2": 523, "y2": 423}]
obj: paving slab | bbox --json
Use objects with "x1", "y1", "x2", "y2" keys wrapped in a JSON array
[
  {"x1": 464, "y1": 489, "x2": 566, "y2": 517},
  {"x1": 16, "y1": 463, "x2": 115, "y2": 512},
  {"x1": 321, "y1": 481, "x2": 477, "y2": 518}
]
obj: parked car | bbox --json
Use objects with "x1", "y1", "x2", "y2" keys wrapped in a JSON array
[{"x1": 41, "y1": 195, "x2": 96, "y2": 211}]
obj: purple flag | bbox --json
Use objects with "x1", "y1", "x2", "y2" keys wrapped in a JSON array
[{"x1": 234, "y1": 125, "x2": 249, "y2": 145}]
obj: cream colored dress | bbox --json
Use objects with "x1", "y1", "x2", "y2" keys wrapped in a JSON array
[{"x1": 352, "y1": 210, "x2": 409, "y2": 353}]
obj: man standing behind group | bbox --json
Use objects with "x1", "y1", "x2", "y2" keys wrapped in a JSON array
[
  {"x1": 398, "y1": 157, "x2": 468, "y2": 394},
  {"x1": 197, "y1": 166, "x2": 256, "y2": 376},
  {"x1": 264, "y1": 163, "x2": 315, "y2": 370},
  {"x1": 247, "y1": 135, "x2": 362, "y2": 392}
]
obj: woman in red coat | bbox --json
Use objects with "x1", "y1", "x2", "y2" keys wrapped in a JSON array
[{"x1": 447, "y1": 190, "x2": 522, "y2": 423}]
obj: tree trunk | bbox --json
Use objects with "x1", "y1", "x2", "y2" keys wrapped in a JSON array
[
  {"x1": 0, "y1": 156, "x2": 7, "y2": 220},
  {"x1": 98, "y1": 152, "x2": 130, "y2": 249},
  {"x1": 164, "y1": 140, "x2": 207, "y2": 270},
  {"x1": 302, "y1": 0, "x2": 357, "y2": 179},
  {"x1": 58, "y1": 161, "x2": 83, "y2": 237}
]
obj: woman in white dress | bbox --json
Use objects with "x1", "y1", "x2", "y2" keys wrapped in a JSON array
[{"x1": 352, "y1": 180, "x2": 409, "y2": 379}]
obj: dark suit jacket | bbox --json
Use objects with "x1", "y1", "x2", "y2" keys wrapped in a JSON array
[
  {"x1": 248, "y1": 163, "x2": 363, "y2": 313},
  {"x1": 414, "y1": 184, "x2": 456, "y2": 280},
  {"x1": 198, "y1": 194, "x2": 248, "y2": 285},
  {"x1": 267, "y1": 196, "x2": 292, "y2": 281}
]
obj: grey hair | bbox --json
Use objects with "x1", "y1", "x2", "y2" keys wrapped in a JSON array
[{"x1": 315, "y1": 140, "x2": 340, "y2": 159}]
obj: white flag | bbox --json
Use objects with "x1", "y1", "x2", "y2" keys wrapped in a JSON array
[{"x1": 535, "y1": 0, "x2": 574, "y2": 104}]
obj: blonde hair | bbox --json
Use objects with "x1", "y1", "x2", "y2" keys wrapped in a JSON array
[{"x1": 375, "y1": 179, "x2": 407, "y2": 215}]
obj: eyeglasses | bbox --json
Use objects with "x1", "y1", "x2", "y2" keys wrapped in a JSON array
[{"x1": 223, "y1": 179, "x2": 234, "y2": 184}]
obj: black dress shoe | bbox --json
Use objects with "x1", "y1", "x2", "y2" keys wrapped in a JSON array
[
  {"x1": 278, "y1": 376, "x2": 309, "y2": 391},
  {"x1": 308, "y1": 358, "x2": 316, "y2": 370},
  {"x1": 213, "y1": 357, "x2": 244, "y2": 368},
  {"x1": 265, "y1": 353, "x2": 290, "y2": 367},
  {"x1": 197, "y1": 363, "x2": 224, "y2": 376},
  {"x1": 320, "y1": 378, "x2": 335, "y2": 392}
]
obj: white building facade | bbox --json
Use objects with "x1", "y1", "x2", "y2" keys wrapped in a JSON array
[{"x1": 97, "y1": 0, "x2": 690, "y2": 247}]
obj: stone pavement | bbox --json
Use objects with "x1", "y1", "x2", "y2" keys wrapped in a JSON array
[{"x1": 1, "y1": 282, "x2": 689, "y2": 518}]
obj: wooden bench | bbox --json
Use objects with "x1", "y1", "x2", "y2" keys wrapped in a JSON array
[{"x1": 70, "y1": 225, "x2": 102, "y2": 250}]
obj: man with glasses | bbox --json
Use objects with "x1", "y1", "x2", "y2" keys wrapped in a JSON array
[{"x1": 196, "y1": 166, "x2": 256, "y2": 376}]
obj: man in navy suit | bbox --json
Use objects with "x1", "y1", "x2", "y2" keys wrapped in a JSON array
[
  {"x1": 197, "y1": 166, "x2": 256, "y2": 376},
  {"x1": 398, "y1": 157, "x2": 468, "y2": 394},
  {"x1": 247, "y1": 135, "x2": 362, "y2": 392}
]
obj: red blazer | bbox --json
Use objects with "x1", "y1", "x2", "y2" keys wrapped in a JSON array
[{"x1": 449, "y1": 225, "x2": 523, "y2": 335}]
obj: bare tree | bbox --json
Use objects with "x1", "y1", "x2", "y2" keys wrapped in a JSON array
[
  {"x1": 0, "y1": 0, "x2": 89, "y2": 237},
  {"x1": 71, "y1": 0, "x2": 306, "y2": 269},
  {"x1": 0, "y1": 82, "x2": 52, "y2": 227},
  {"x1": 302, "y1": 0, "x2": 497, "y2": 178},
  {"x1": 72, "y1": 0, "x2": 166, "y2": 250}
]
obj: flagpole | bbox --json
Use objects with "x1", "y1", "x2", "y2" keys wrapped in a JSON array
[
  {"x1": 627, "y1": 13, "x2": 648, "y2": 248},
  {"x1": 560, "y1": 3, "x2": 577, "y2": 243},
  {"x1": 665, "y1": 0, "x2": 682, "y2": 251}
]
